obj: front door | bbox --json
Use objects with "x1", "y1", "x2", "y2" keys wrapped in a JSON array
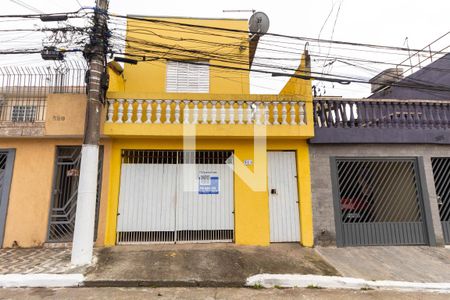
[{"x1": 268, "y1": 151, "x2": 301, "y2": 242}]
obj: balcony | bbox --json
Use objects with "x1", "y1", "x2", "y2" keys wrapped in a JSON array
[
  {"x1": 104, "y1": 93, "x2": 313, "y2": 138},
  {"x1": 311, "y1": 98, "x2": 450, "y2": 144},
  {"x1": 0, "y1": 97, "x2": 46, "y2": 136}
]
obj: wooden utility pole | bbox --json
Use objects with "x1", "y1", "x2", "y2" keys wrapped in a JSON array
[{"x1": 71, "y1": 0, "x2": 109, "y2": 266}]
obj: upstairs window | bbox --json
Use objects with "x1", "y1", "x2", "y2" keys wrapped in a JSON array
[
  {"x1": 166, "y1": 61, "x2": 209, "y2": 93},
  {"x1": 11, "y1": 105, "x2": 36, "y2": 122}
]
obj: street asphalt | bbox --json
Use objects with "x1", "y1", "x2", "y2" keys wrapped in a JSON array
[{"x1": 0, "y1": 287, "x2": 448, "y2": 299}]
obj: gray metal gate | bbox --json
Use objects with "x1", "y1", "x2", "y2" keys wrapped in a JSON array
[
  {"x1": 0, "y1": 150, "x2": 15, "y2": 247},
  {"x1": 431, "y1": 158, "x2": 450, "y2": 244},
  {"x1": 331, "y1": 157, "x2": 433, "y2": 247},
  {"x1": 47, "y1": 146, "x2": 103, "y2": 243}
]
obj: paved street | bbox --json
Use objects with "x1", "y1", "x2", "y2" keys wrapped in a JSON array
[{"x1": 0, "y1": 287, "x2": 448, "y2": 299}]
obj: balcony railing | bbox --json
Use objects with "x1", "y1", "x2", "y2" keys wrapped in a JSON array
[
  {"x1": 0, "y1": 98, "x2": 46, "y2": 123},
  {"x1": 106, "y1": 99, "x2": 307, "y2": 126},
  {"x1": 312, "y1": 98, "x2": 450, "y2": 144}
]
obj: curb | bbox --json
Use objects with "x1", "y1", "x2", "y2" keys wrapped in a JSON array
[
  {"x1": 0, "y1": 274, "x2": 84, "y2": 288},
  {"x1": 83, "y1": 280, "x2": 245, "y2": 288},
  {"x1": 246, "y1": 274, "x2": 450, "y2": 293}
]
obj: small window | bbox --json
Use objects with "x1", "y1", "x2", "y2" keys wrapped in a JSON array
[
  {"x1": 166, "y1": 61, "x2": 209, "y2": 93},
  {"x1": 11, "y1": 106, "x2": 36, "y2": 122}
]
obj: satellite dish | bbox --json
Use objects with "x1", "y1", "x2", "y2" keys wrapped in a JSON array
[{"x1": 249, "y1": 11, "x2": 270, "y2": 35}]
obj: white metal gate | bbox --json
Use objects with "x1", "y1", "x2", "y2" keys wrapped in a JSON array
[
  {"x1": 116, "y1": 150, "x2": 234, "y2": 244},
  {"x1": 268, "y1": 151, "x2": 301, "y2": 242}
]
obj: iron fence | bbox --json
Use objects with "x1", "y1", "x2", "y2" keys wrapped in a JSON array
[
  {"x1": 0, "y1": 61, "x2": 86, "y2": 123},
  {"x1": 314, "y1": 99, "x2": 450, "y2": 129}
]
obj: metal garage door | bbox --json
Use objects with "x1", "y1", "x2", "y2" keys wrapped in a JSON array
[
  {"x1": 268, "y1": 151, "x2": 300, "y2": 242},
  {"x1": 431, "y1": 158, "x2": 450, "y2": 244},
  {"x1": 116, "y1": 150, "x2": 234, "y2": 244},
  {"x1": 331, "y1": 158, "x2": 431, "y2": 247}
]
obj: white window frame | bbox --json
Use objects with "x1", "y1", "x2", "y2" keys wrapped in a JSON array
[{"x1": 166, "y1": 61, "x2": 209, "y2": 93}]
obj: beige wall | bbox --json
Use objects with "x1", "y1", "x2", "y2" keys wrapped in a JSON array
[
  {"x1": 0, "y1": 138, "x2": 111, "y2": 248},
  {"x1": 45, "y1": 94, "x2": 87, "y2": 136}
]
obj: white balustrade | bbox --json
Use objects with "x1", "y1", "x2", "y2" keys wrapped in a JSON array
[
  {"x1": 145, "y1": 100, "x2": 152, "y2": 124},
  {"x1": 174, "y1": 101, "x2": 181, "y2": 124},
  {"x1": 155, "y1": 100, "x2": 162, "y2": 124},
  {"x1": 106, "y1": 99, "x2": 114, "y2": 123},
  {"x1": 116, "y1": 99, "x2": 124, "y2": 124},
  {"x1": 183, "y1": 100, "x2": 190, "y2": 124},
  {"x1": 136, "y1": 100, "x2": 143, "y2": 124},
  {"x1": 164, "y1": 100, "x2": 171, "y2": 124},
  {"x1": 211, "y1": 101, "x2": 217, "y2": 124},
  {"x1": 299, "y1": 102, "x2": 305, "y2": 125},
  {"x1": 192, "y1": 101, "x2": 199, "y2": 124},
  {"x1": 246, "y1": 102, "x2": 253, "y2": 124},
  {"x1": 237, "y1": 101, "x2": 244, "y2": 124},
  {"x1": 273, "y1": 101, "x2": 279, "y2": 125},
  {"x1": 107, "y1": 99, "x2": 307, "y2": 127},
  {"x1": 220, "y1": 101, "x2": 226, "y2": 125},
  {"x1": 290, "y1": 101, "x2": 297, "y2": 125},
  {"x1": 229, "y1": 101, "x2": 235, "y2": 124},
  {"x1": 281, "y1": 102, "x2": 288, "y2": 125},
  {"x1": 263, "y1": 102, "x2": 270, "y2": 125},
  {"x1": 201, "y1": 101, "x2": 208, "y2": 124},
  {"x1": 126, "y1": 99, "x2": 134, "y2": 123},
  {"x1": 255, "y1": 102, "x2": 262, "y2": 125}
]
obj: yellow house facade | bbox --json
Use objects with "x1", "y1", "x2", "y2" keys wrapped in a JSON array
[{"x1": 103, "y1": 16, "x2": 315, "y2": 247}]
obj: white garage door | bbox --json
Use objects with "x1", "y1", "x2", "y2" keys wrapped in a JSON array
[
  {"x1": 268, "y1": 151, "x2": 301, "y2": 242},
  {"x1": 116, "y1": 150, "x2": 234, "y2": 244}
]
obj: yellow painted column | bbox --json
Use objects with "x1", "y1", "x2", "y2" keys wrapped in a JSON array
[
  {"x1": 233, "y1": 140, "x2": 270, "y2": 246},
  {"x1": 104, "y1": 141, "x2": 123, "y2": 246},
  {"x1": 296, "y1": 141, "x2": 314, "y2": 247}
]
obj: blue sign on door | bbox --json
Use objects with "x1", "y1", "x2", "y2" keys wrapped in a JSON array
[{"x1": 199, "y1": 172, "x2": 220, "y2": 194}]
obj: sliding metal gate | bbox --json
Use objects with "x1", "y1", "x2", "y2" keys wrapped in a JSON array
[
  {"x1": 431, "y1": 158, "x2": 450, "y2": 244},
  {"x1": 47, "y1": 146, "x2": 103, "y2": 243},
  {"x1": 331, "y1": 157, "x2": 431, "y2": 246},
  {"x1": 116, "y1": 150, "x2": 234, "y2": 244},
  {"x1": 0, "y1": 150, "x2": 15, "y2": 247}
]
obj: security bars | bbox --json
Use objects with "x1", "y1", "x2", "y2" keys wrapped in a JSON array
[
  {"x1": 333, "y1": 158, "x2": 429, "y2": 246},
  {"x1": 47, "y1": 146, "x2": 103, "y2": 243},
  {"x1": 117, "y1": 150, "x2": 234, "y2": 244},
  {"x1": 431, "y1": 157, "x2": 450, "y2": 244}
]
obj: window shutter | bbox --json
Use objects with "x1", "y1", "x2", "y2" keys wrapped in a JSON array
[{"x1": 166, "y1": 61, "x2": 209, "y2": 93}]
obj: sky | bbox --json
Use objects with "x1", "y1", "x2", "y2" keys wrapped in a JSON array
[{"x1": 1, "y1": 0, "x2": 449, "y2": 98}]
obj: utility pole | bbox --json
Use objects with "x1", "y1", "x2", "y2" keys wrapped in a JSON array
[{"x1": 71, "y1": 0, "x2": 109, "y2": 266}]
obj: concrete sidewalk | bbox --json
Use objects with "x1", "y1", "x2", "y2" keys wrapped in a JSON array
[
  {"x1": 316, "y1": 246, "x2": 450, "y2": 283},
  {"x1": 85, "y1": 243, "x2": 339, "y2": 287}
]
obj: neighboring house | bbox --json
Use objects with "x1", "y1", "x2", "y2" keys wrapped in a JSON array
[
  {"x1": 369, "y1": 53, "x2": 450, "y2": 100},
  {"x1": 103, "y1": 16, "x2": 314, "y2": 247},
  {"x1": 0, "y1": 65, "x2": 111, "y2": 248},
  {"x1": 309, "y1": 54, "x2": 450, "y2": 247}
]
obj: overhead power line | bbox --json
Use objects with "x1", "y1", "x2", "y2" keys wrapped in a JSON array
[
  {"x1": 9, "y1": 0, "x2": 44, "y2": 14},
  {"x1": 0, "y1": 8, "x2": 92, "y2": 19},
  {"x1": 108, "y1": 13, "x2": 450, "y2": 54}
]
